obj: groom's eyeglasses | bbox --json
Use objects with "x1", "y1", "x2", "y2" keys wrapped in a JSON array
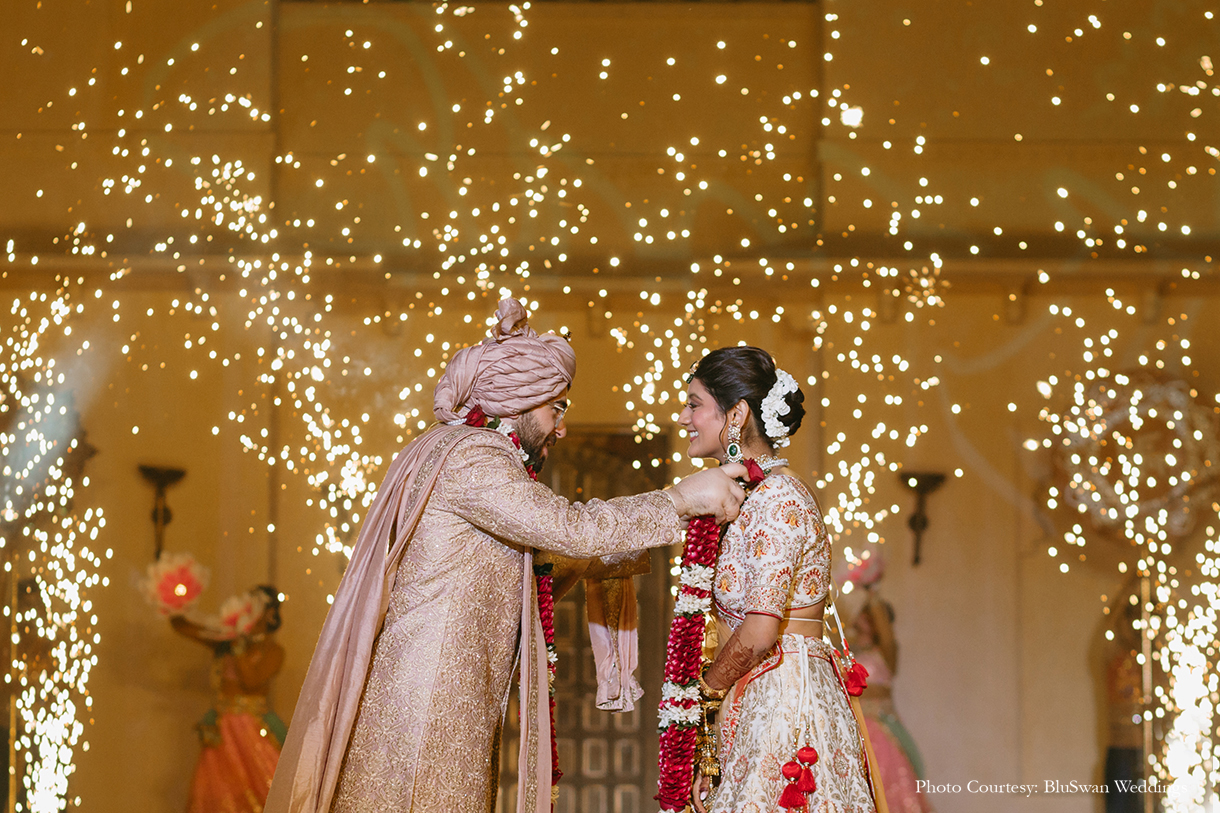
[{"x1": 551, "y1": 400, "x2": 570, "y2": 420}]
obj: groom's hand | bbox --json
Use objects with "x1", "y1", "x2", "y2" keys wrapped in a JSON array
[
  {"x1": 667, "y1": 468, "x2": 747, "y2": 524},
  {"x1": 717, "y1": 462, "x2": 749, "y2": 481}
]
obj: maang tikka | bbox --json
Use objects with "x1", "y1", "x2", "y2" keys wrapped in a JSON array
[{"x1": 725, "y1": 422, "x2": 744, "y2": 464}]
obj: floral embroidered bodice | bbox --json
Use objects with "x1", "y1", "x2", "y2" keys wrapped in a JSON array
[{"x1": 712, "y1": 474, "x2": 831, "y2": 633}]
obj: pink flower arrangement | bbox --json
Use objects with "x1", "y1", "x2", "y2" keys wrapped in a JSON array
[
  {"x1": 143, "y1": 552, "x2": 208, "y2": 616},
  {"x1": 218, "y1": 592, "x2": 266, "y2": 638},
  {"x1": 840, "y1": 546, "x2": 885, "y2": 589}
]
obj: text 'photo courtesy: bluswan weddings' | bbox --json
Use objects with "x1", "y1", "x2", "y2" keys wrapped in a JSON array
[{"x1": 916, "y1": 778, "x2": 1167, "y2": 797}]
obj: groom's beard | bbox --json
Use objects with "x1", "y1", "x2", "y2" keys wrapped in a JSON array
[{"x1": 515, "y1": 411, "x2": 557, "y2": 471}]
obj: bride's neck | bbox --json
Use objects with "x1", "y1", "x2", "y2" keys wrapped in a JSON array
[{"x1": 739, "y1": 438, "x2": 776, "y2": 462}]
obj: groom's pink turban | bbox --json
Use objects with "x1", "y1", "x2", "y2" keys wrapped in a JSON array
[{"x1": 433, "y1": 298, "x2": 576, "y2": 423}]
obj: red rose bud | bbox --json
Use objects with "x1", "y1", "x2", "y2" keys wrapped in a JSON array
[
  {"x1": 743, "y1": 459, "x2": 767, "y2": 485},
  {"x1": 463, "y1": 406, "x2": 487, "y2": 426}
]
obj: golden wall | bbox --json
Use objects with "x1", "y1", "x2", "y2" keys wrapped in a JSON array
[{"x1": 1, "y1": 1, "x2": 1217, "y2": 812}]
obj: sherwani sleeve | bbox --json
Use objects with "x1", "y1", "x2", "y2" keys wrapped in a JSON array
[{"x1": 437, "y1": 433, "x2": 685, "y2": 557}]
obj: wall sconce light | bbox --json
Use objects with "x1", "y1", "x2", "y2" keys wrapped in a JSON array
[
  {"x1": 138, "y1": 465, "x2": 185, "y2": 560},
  {"x1": 900, "y1": 472, "x2": 945, "y2": 565}
]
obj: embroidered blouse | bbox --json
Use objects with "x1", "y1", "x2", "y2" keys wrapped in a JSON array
[{"x1": 712, "y1": 474, "x2": 830, "y2": 633}]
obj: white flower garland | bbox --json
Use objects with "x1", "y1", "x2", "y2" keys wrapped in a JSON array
[
  {"x1": 674, "y1": 592, "x2": 712, "y2": 616},
  {"x1": 658, "y1": 703, "x2": 703, "y2": 729},
  {"x1": 679, "y1": 563, "x2": 715, "y2": 592},
  {"x1": 661, "y1": 682, "x2": 702, "y2": 703},
  {"x1": 761, "y1": 368, "x2": 798, "y2": 448},
  {"x1": 492, "y1": 417, "x2": 531, "y2": 464},
  {"x1": 658, "y1": 542, "x2": 716, "y2": 734},
  {"x1": 448, "y1": 413, "x2": 531, "y2": 464}
]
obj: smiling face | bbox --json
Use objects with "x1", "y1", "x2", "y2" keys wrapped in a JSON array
[
  {"x1": 514, "y1": 388, "x2": 569, "y2": 470},
  {"x1": 677, "y1": 378, "x2": 729, "y2": 463}
]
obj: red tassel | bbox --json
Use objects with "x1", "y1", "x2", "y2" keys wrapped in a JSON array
[
  {"x1": 797, "y1": 766, "x2": 817, "y2": 793},
  {"x1": 845, "y1": 661, "x2": 869, "y2": 697},
  {"x1": 778, "y1": 783, "x2": 808, "y2": 809}
]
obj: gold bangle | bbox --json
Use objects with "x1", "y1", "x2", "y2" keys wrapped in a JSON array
[{"x1": 699, "y1": 662, "x2": 728, "y2": 701}]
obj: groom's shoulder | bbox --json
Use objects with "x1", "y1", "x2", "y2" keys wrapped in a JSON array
[{"x1": 444, "y1": 425, "x2": 519, "y2": 465}]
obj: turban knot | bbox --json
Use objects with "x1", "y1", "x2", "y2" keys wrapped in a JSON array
[{"x1": 433, "y1": 298, "x2": 576, "y2": 423}]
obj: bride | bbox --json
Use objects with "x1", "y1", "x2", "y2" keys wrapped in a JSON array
[{"x1": 681, "y1": 346, "x2": 880, "y2": 813}]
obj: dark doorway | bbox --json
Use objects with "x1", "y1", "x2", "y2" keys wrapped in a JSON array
[{"x1": 498, "y1": 426, "x2": 677, "y2": 813}]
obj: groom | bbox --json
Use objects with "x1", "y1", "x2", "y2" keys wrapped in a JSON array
[{"x1": 267, "y1": 298, "x2": 746, "y2": 813}]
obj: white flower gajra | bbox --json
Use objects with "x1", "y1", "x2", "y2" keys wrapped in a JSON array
[
  {"x1": 674, "y1": 592, "x2": 712, "y2": 616},
  {"x1": 680, "y1": 563, "x2": 715, "y2": 592},
  {"x1": 658, "y1": 704, "x2": 702, "y2": 729},
  {"x1": 661, "y1": 683, "x2": 701, "y2": 703},
  {"x1": 448, "y1": 413, "x2": 531, "y2": 464},
  {"x1": 761, "y1": 368, "x2": 798, "y2": 448},
  {"x1": 494, "y1": 418, "x2": 530, "y2": 463}
]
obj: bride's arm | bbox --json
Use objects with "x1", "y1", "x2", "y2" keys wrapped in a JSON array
[
  {"x1": 702, "y1": 612, "x2": 781, "y2": 692},
  {"x1": 703, "y1": 477, "x2": 819, "y2": 691},
  {"x1": 690, "y1": 612, "x2": 780, "y2": 813}
]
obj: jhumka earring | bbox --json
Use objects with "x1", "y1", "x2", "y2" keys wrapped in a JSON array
[{"x1": 725, "y1": 423, "x2": 744, "y2": 464}]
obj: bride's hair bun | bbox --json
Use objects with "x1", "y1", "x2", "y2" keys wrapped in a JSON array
[{"x1": 691, "y1": 347, "x2": 805, "y2": 445}]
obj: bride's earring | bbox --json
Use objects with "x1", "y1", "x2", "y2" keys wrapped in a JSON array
[{"x1": 725, "y1": 423, "x2": 744, "y2": 464}]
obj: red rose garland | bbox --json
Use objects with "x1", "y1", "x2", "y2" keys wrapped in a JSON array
[
  {"x1": 464, "y1": 407, "x2": 558, "y2": 798},
  {"x1": 655, "y1": 514, "x2": 720, "y2": 812},
  {"x1": 656, "y1": 460, "x2": 765, "y2": 813},
  {"x1": 534, "y1": 562, "x2": 562, "y2": 795}
]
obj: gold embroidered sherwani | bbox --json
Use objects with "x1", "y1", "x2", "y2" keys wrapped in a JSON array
[{"x1": 329, "y1": 430, "x2": 682, "y2": 813}]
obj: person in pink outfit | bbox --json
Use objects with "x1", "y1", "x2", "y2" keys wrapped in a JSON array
[
  {"x1": 850, "y1": 594, "x2": 934, "y2": 813},
  {"x1": 172, "y1": 586, "x2": 286, "y2": 813}
]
